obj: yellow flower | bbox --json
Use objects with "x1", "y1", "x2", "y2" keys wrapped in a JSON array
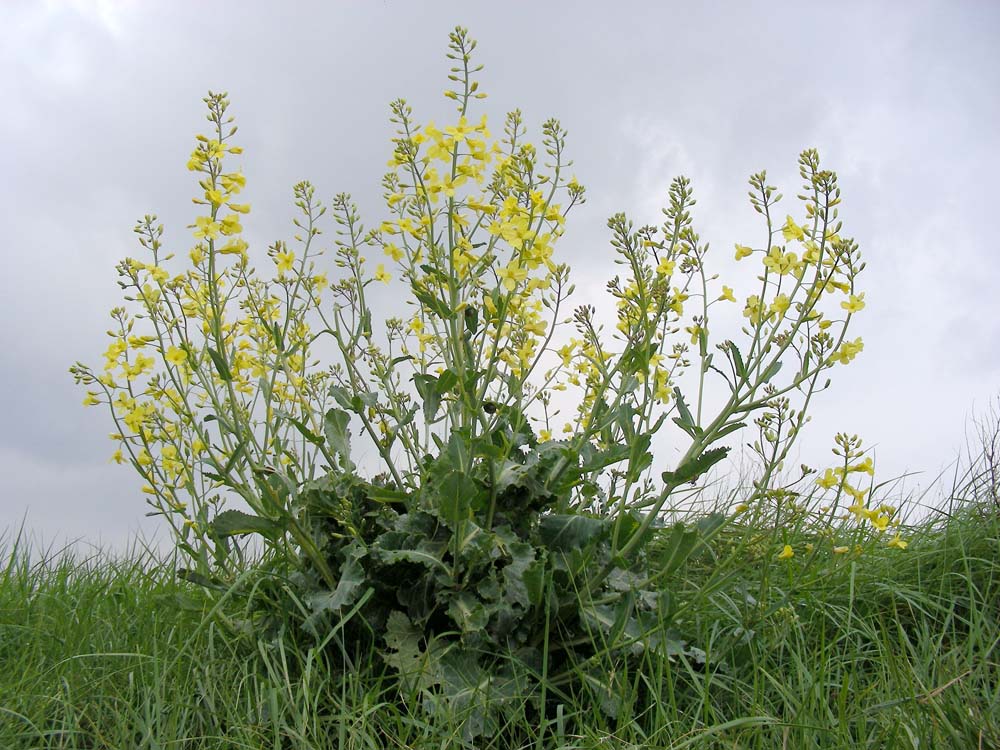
[
  {"x1": 887, "y1": 534, "x2": 908, "y2": 550},
  {"x1": 384, "y1": 243, "x2": 404, "y2": 262},
  {"x1": 743, "y1": 295, "x2": 765, "y2": 325},
  {"x1": 374, "y1": 264, "x2": 391, "y2": 283},
  {"x1": 220, "y1": 172, "x2": 246, "y2": 194},
  {"x1": 869, "y1": 513, "x2": 890, "y2": 532},
  {"x1": 733, "y1": 503, "x2": 749, "y2": 514},
  {"x1": 782, "y1": 215, "x2": 805, "y2": 242},
  {"x1": 656, "y1": 258, "x2": 676, "y2": 276},
  {"x1": 539, "y1": 429, "x2": 552, "y2": 441},
  {"x1": 777, "y1": 544, "x2": 794, "y2": 560},
  {"x1": 219, "y1": 214, "x2": 242, "y2": 236},
  {"x1": 193, "y1": 216, "x2": 221, "y2": 240},
  {"x1": 218, "y1": 238, "x2": 248, "y2": 256},
  {"x1": 769, "y1": 293, "x2": 791, "y2": 317},
  {"x1": 849, "y1": 456, "x2": 875, "y2": 476},
  {"x1": 816, "y1": 467, "x2": 840, "y2": 489},
  {"x1": 762, "y1": 247, "x2": 801, "y2": 276},
  {"x1": 832, "y1": 545, "x2": 850, "y2": 555},
  {"x1": 841, "y1": 293, "x2": 866, "y2": 313},
  {"x1": 227, "y1": 202, "x2": 251, "y2": 214},
  {"x1": 275, "y1": 250, "x2": 296, "y2": 274},
  {"x1": 205, "y1": 189, "x2": 225, "y2": 207},
  {"x1": 718, "y1": 285, "x2": 736, "y2": 302},
  {"x1": 111, "y1": 449, "x2": 124, "y2": 465},
  {"x1": 735, "y1": 243, "x2": 753, "y2": 260},
  {"x1": 497, "y1": 262, "x2": 528, "y2": 291},
  {"x1": 165, "y1": 346, "x2": 187, "y2": 366},
  {"x1": 830, "y1": 337, "x2": 864, "y2": 365}
]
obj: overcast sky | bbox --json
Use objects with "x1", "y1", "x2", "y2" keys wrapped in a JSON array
[{"x1": 2, "y1": 1, "x2": 998, "y2": 552}]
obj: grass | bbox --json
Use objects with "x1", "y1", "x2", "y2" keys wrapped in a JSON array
[{"x1": 3, "y1": 470, "x2": 999, "y2": 748}]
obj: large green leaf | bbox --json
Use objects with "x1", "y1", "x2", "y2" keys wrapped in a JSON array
[
  {"x1": 436, "y1": 470, "x2": 478, "y2": 526},
  {"x1": 503, "y1": 540, "x2": 543, "y2": 608},
  {"x1": 382, "y1": 611, "x2": 442, "y2": 694},
  {"x1": 304, "y1": 545, "x2": 367, "y2": 631},
  {"x1": 538, "y1": 513, "x2": 609, "y2": 552},
  {"x1": 447, "y1": 592, "x2": 490, "y2": 633}
]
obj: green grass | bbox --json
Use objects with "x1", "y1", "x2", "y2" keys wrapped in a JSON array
[{"x1": 3, "y1": 488, "x2": 999, "y2": 749}]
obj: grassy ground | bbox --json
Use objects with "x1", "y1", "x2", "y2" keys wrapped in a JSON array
[{"x1": 2, "y1": 488, "x2": 999, "y2": 748}]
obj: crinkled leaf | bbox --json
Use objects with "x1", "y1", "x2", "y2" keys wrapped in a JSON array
[
  {"x1": 383, "y1": 611, "x2": 442, "y2": 694},
  {"x1": 304, "y1": 545, "x2": 367, "y2": 630}
]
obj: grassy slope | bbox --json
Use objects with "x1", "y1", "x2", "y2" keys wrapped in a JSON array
[{"x1": 1, "y1": 499, "x2": 998, "y2": 749}]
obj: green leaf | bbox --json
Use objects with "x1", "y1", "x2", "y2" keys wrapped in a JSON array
[
  {"x1": 655, "y1": 521, "x2": 699, "y2": 577},
  {"x1": 305, "y1": 545, "x2": 367, "y2": 629},
  {"x1": 761, "y1": 359, "x2": 783, "y2": 382},
  {"x1": 433, "y1": 650, "x2": 519, "y2": 742},
  {"x1": 436, "y1": 470, "x2": 476, "y2": 526},
  {"x1": 367, "y1": 486, "x2": 410, "y2": 505},
  {"x1": 625, "y1": 434, "x2": 653, "y2": 484},
  {"x1": 674, "y1": 386, "x2": 695, "y2": 425},
  {"x1": 208, "y1": 509, "x2": 283, "y2": 540},
  {"x1": 206, "y1": 346, "x2": 232, "y2": 382},
  {"x1": 447, "y1": 592, "x2": 490, "y2": 633},
  {"x1": 578, "y1": 443, "x2": 631, "y2": 474},
  {"x1": 714, "y1": 421, "x2": 746, "y2": 440},
  {"x1": 464, "y1": 305, "x2": 479, "y2": 335},
  {"x1": 661, "y1": 446, "x2": 730, "y2": 486},
  {"x1": 323, "y1": 408, "x2": 354, "y2": 471},
  {"x1": 672, "y1": 387, "x2": 702, "y2": 437},
  {"x1": 328, "y1": 385, "x2": 354, "y2": 411},
  {"x1": 414, "y1": 288, "x2": 455, "y2": 321},
  {"x1": 413, "y1": 373, "x2": 445, "y2": 423},
  {"x1": 726, "y1": 340, "x2": 746, "y2": 380},
  {"x1": 383, "y1": 611, "x2": 442, "y2": 694},
  {"x1": 219, "y1": 437, "x2": 247, "y2": 477},
  {"x1": 275, "y1": 411, "x2": 324, "y2": 446},
  {"x1": 503, "y1": 540, "x2": 543, "y2": 608},
  {"x1": 538, "y1": 513, "x2": 609, "y2": 552},
  {"x1": 176, "y1": 568, "x2": 227, "y2": 592}
]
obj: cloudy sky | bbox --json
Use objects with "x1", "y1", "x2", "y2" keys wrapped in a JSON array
[{"x1": 2, "y1": 1, "x2": 998, "y2": 551}]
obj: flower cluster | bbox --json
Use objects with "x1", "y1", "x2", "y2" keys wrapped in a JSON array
[{"x1": 72, "y1": 27, "x2": 875, "y2": 586}]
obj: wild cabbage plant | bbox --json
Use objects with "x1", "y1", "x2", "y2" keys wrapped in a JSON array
[{"x1": 72, "y1": 27, "x2": 880, "y2": 738}]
